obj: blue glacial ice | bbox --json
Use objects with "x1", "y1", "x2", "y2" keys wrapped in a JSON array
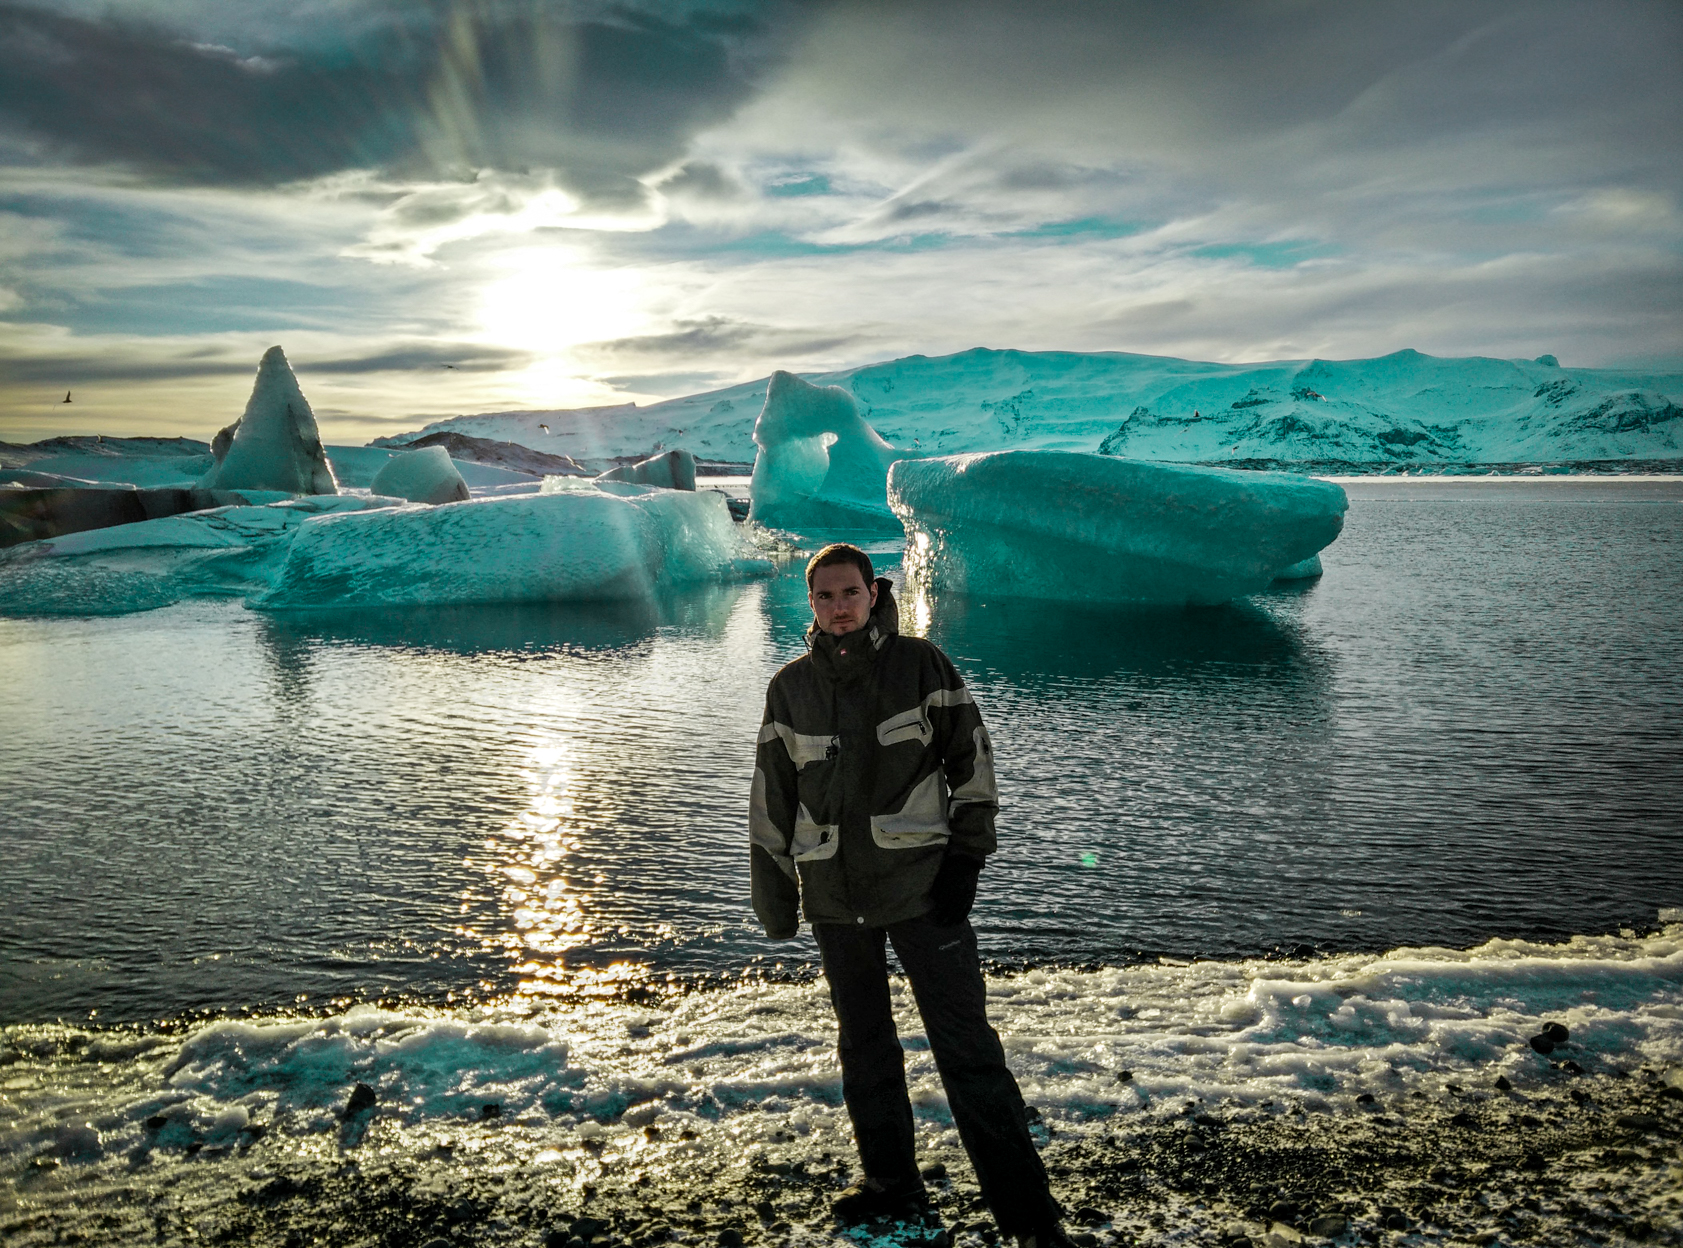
[
  {"x1": 199, "y1": 346, "x2": 338, "y2": 495},
  {"x1": 597, "y1": 448, "x2": 697, "y2": 490},
  {"x1": 889, "y1": 450, "x2": 1347, "y2": 605},
  {"x1": 255, "y1": 483, "x2": 772, "y2": 610},
  {"x1": 748, "y1": 370, "x2": 904, "y2": 534},
  {"x1": 0, "y1": 496, "x2": 386, "y2": 616},
  {"x1": 369, "y1": 445, "x2": 471, "y2": 504}
]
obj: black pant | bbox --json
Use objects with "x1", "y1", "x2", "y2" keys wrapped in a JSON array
[{"x1": 813, "y1": 915, "x2": 1059, "y2": 1236}]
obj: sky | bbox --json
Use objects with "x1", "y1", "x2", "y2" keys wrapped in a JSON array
[{"x1": 1, "y1": 0, "x2": 1680, "y2": 444}]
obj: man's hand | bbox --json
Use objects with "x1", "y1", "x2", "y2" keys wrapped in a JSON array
[{"x1": 930, "y1": 852, "x2": 984, "y2": 927}]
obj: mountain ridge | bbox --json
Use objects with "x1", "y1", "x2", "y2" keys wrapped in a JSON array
[{"x1": 378, "y1": 346, "x2": 1683, "y2": 469}]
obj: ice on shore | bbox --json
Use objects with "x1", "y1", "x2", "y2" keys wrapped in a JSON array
[
  {"x1": 200, "y1": 347, "x2": 338, "y2": 495},
  {"x1": 255, "y1": 484, "x2": 771, "y2": 610},
  {"x1": 891, "y1": 451, "x2": 1347, "y2": 605},
  {"x1": 598, "y1": 450, "x2": 697, "y2": 491},
  {"x1": 1, "y1": 922, "x2": 1677, "y2": 1243},
  {"x1": 749, "y1": 371, "x2": 904, "y2": 534},
  {"x1": 368, "y1": 446, "x2": 471, "y2": 505}
]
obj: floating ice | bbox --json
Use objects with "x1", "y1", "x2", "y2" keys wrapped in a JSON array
[
  {"x1": 255, "y1": 484, "x2": 772, "y2": 610},
  {"x1": 0, "y1": 496, "x2": 390, "y2": 616},
  {"x1": 199, "y1": 347, "x2": 338, "y2": 495},
  {"x1": 748, "y1": 371, "x2": 904, "y2": 534},
  {"x1": 890, "y1": 451, "x2": 1347, "y2": 605},
  {"x1": 598, "y1": 450, "x2": 697, "y2": 491},
  {"x1": 369, "y1": 446, "x2": 471, "y2": 504}
]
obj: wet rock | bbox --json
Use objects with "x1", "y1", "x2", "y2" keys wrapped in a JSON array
[
  {"x1": 1527, "y1": 1035, "x2": 1555, "y2": 1056},
  {"x1": 1494, "y1": 1076, "x2": 1512, "y2": 1091},
  {"x1": 1267, "y1": 1201, "x2": 1299, "y2": 1222},
  {"x1": 143, "y1": 1115, "x2": 168, "y2": 1133},
  {"x1": 1449, "y1": 1111, "x2": 1476, "y2": 1128},
  {"x1": 1541, "y1": 1021, "x2": 1569, "y2": 1044},
  {"x1": 1559, "y1": 1060, "x2": 1584, "y2": 1075},
  {"x1": 1115, "y1": 1070, "x2": 1134, "y2": 1083},
  {"x1": 1379, "y1": 1208, "x2": 1408, "y2": 1231},
  {"x1": 481, "y1": 1102, "x2": 501, "y2": 1119},
  {"x1": 421, "y1": 1240, "x2": 452, "y2": 1248},
  {"x1": 754, "y1": 1201, "x2": 775, "y2": 1220},
  {"x1": 921, "y1": 1161, "x2": 948, "y2": 1181},
  {"x1": 1073, "y1": 1207, "x2": 1109, "y2": 1226},
  {"x1": 1072, "y1": 1234, "x2": 1098, "y2": 1248},
  {"x1": 717, "y1": 1228, "x2": 744, "y2": 1248},
  {"x1": 1521, "y1": 1151, "x2": 1547, "y2": 1171},
  {"x1": 1615, "y1": 1113, "x2": 1660, "y2": 1132},
  {"x1": 1308, "y1": 1215, "x2": 1347, "y2": 1237},
  {"x1": 1354, "y1": 1094, "x2": 1375, "y2": 1105},
  {"x1": 343, "y1": 1082, "x2": 377, "y2": 1117}
]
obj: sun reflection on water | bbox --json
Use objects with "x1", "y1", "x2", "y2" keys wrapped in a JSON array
[{"x1": 464, "y1": 739, "x2": 659, "y2": 1003}]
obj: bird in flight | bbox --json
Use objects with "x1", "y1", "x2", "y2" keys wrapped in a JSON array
[
  {"x1": 440, "y1": 364, "x2": 457, "y2": 370},
  {"x1": 62, "y1": 390, "x2": 72, "y2": 403}
]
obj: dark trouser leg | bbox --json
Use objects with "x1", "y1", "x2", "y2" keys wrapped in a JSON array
[
  {"x1": 889, "y1": 915, "x2": 1059, "y2": 1236},
  {"x1": 813, "y1": 922, "x2": 921, "y2": 1192}
]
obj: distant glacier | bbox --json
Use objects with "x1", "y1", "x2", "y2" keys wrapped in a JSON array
[{"x1": 381, "y1": 347, "x2": 1683, "y2": 471}]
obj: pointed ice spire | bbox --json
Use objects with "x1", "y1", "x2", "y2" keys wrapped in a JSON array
[{"x1": 201, "y1": 346, "x2": 338, "y2": 495}]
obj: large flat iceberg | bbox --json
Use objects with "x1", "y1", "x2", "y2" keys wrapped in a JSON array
[
  {"x1": 256, "y1": 484, "x2": 771, "y2": 610},
  {"x1": 889, "y1": 451, "x2": 1347, "y2": 605},
  {"x1": 748, "y1": 371, "x2": 903, "y2": 535}
]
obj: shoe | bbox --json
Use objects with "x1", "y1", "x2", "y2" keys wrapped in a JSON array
[
  {"x1": 1016, "y1": 1228, "x2": 1080, "y2": 1248},
  {"x1": 832, "y1": 1178, "x2": 930, "y2": 1224}
]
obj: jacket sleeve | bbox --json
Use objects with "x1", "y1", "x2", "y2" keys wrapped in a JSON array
[
  {"x1": 930, "y1": 648, "x2": 999, "y2": 858},
  {"x1": 750, "y1": 685, "x2": 801, "y2": 938}
]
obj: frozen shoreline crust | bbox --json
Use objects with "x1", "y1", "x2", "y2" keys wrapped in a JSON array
[
  {"x1": 890, "y1": 452, "x2": 1349, "y2": 605},
  {"x1": 3, "y1": 926, "x2": 1679, "y2": 1246},
  {"x1": 254, "y1": 484, "x2": 774, "y2": 610}
]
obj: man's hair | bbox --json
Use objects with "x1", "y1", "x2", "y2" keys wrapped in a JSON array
[{"x1": 805, "y1": 542, "x2": 874, "y2": 589}]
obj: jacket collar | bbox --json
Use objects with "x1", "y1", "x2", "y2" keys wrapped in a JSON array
[{"x1": 807, "y1": 578, "x2": 898, "y2": 679}]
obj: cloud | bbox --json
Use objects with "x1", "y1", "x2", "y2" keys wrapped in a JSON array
[
  {"x1": 578, "y1": 315, "x2": 865, "y2": 361},
  {"x1": 0, "y1": 1, "x2": 814, "y2": 202}
]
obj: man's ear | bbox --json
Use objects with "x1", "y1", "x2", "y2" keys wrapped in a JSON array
[{"x1": 868, "y1": 579, "x2": 879, "y2": 609}]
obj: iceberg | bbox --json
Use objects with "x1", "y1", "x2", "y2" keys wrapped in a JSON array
[
  {"x1": 0, "y1": 496, "x2": 387, "y2": 616},
  {"x1": 256, "y1": 484, "x2": 771, "y2": 610},
  {"x1": 369, "y1": 446, "x2": 471, "y2": 504},
  {"x1": 748, "y1": 371, "x2": 903, "y2": 534},
  {"x1": 200, "y1": 347, "x2": 338, "y2": 495},
  {"x1": 889, "y1": 451, "x2": 1347, "y2": 605},
  {"x1": 597, "y1": 449, "x2": 697, "y2": 491}
]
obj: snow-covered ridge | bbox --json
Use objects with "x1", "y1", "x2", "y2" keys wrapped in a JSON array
[{"x1": 386, "y1": 348, "x2": 1683, "y2": 469}]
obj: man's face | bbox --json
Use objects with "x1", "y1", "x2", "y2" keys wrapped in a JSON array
[{"x1": 809, "y1": 563, "x2": 877, "y2": 636}]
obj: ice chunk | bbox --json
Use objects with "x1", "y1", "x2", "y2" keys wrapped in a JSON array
[
  {"x1": 200, "y1": 347, "x2": 338, "y2": 495},
  {"x1": 890, "y1": 451, "x2": 1347, "y2": 605},
  {"x1": 256, "y1": 484, "x2": 772, "y2": 609},
  {"x1": 0, "y1": 496, "x2": 389, "y2": 616},
  {"x1": 748, "y1": 371, "x2": 903, "y2": 533},
  {"x1": 369, "y1": 446, "x2": 471, "y2": 504},
  {"x1": 597, "y1": 449, "x2": 697, "y2": 491},
  {"x1": 1273, "y1": 554, "x2": 1324, "y2": 580}
]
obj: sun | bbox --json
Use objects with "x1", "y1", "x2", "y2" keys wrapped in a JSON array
[{"x1": 477, "y1": 247, "x2": 649, "y2": 353}]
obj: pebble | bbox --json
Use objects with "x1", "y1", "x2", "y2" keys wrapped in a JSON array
[
  {"x1": 1307, "y1": 1215, "x2": 1346, "y2": 1237},
  {"x1": 343, "y1": 1082, "x2": 376, "y2": 1117},
  {"x1": 921, "y1": 1161, "x2": 948, "y2": 1181}
]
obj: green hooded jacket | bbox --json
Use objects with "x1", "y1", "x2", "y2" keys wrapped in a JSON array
[{"x1": 750, "y1": 581, "x2": 999, "y2": 936}]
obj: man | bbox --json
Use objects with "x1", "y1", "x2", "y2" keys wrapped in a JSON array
[{"x1": 750, "y1": 543, "x2": 1072, "y2": 1248}]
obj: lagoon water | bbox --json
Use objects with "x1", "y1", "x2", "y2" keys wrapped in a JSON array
[{"x1": 2, "y1": 479, "x2": 1681, "y2": 1027}]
